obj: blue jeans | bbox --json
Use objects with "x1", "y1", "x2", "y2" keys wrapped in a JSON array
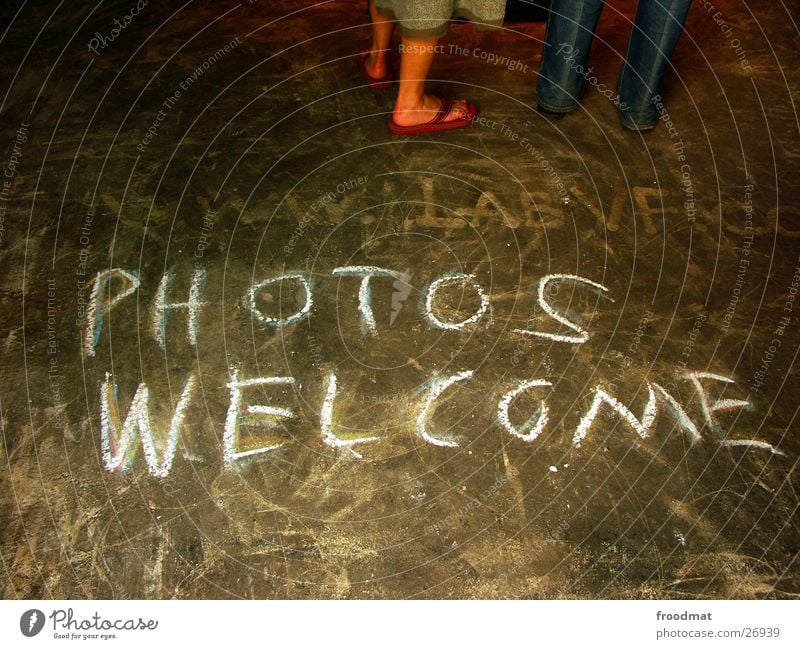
[{"x1": 536, "y1": 0, "x2": 693, "y2": 128}]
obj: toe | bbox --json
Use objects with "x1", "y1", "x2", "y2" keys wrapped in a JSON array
[{"x1": 445, "y1": 99, "x2": 470, "y2": 121}]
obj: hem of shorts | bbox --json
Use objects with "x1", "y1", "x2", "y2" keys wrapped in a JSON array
[{"x1": 374, "y1": 6, "x2": 503, "y2": 40}]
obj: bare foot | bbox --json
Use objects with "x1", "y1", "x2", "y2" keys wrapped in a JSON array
[
  {"x1": 392, "y1": 95, "x2": 470, "y2": 127},
  {"x1": 364, "y1": 50, "x2": 389, "y2": 79}
]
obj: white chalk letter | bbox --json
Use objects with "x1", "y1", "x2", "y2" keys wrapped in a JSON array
[
  {"x1": 497, "y1": 379, "x2": 552, "y2": 442},
  {"x1": 151, "y1": 268, "x2": 207, "y2": 348},
  {"x1": 650, "y1": 382, "x2": 702, "y2": 445},
  {"x1": 224, "y1": 370, "x2": 297, "y2": 465},
  {"x1": 513, "y1": 274, "x2": 613, "y2": 343},
  {"x1": 332, "y1": 265, "x2": 403, "y2": 336},
  {"x1": 423, "y1": 273, "x2": 489, "y2": 331},
  {"x1": 319, "y1": 372, "x2": 380, "y2": 458},
  {"x1": 416, "y1": 370, "x2": 474, "y2": 447},
  {"x1": 684, "y1": 371, "x2": 784, "y2": 455},
  {"x1": 100, "y1": 372, "x2": 195, "y2": 478},
  {"x1": 248, "y1": 272, "x2": 311, "y2": 328},
  {"x1": 573, "y1": 385, "x2": 656, "y2": 447},
  {"x1": 84, "y1": 269, "x2": 140, "y2": 356}
]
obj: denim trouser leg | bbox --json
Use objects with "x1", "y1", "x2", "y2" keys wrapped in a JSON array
[
  {"x1": 618, "y1": 0, "x2": 693, "y2": 128},
  {"x1": 536, "y1": 0, "x2": 605, "y2": 113}
]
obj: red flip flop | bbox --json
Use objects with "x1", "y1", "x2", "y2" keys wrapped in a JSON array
[
  {"x1": 360, "y1": 49, "x2": 393, "y2": 90},
  {"x1": 387, "y1": 99, "x2": 478, "y2": 135}
]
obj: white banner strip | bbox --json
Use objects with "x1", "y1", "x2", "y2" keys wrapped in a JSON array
[{"x1": 1, "y1": 600, "x2": 797, "y2": 648}]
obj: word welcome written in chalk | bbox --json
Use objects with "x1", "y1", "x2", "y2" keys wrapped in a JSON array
[{"x1": 83, "y1": 267, "x2": 786, "y2": 478}]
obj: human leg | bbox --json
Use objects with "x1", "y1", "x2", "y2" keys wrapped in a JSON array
[
  {"x1": 390, "y1": 36, "x2": 472, "y2": 128},
  {"x1": 618, "y1": 0, "x2": 693, "y2": 129},
  {"x1": 536, "y1": 0, "x2": 606, "y2": 114},
  {"x1": 364, "y1": 0, "x2": 395, "y2": 79}
]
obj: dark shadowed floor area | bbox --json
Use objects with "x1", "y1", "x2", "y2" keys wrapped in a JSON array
[{"x1": 1, "y1": 0, "x2": 799, "y2": 599}]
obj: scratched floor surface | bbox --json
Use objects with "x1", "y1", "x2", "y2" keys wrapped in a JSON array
[{"x1": 1, "y1": 0, "x2": 798, "y2": 599}]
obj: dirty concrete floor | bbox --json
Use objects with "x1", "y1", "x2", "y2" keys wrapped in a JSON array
[{"x1": 0, "y1": 0, "x2": 798, "y2": 599}]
